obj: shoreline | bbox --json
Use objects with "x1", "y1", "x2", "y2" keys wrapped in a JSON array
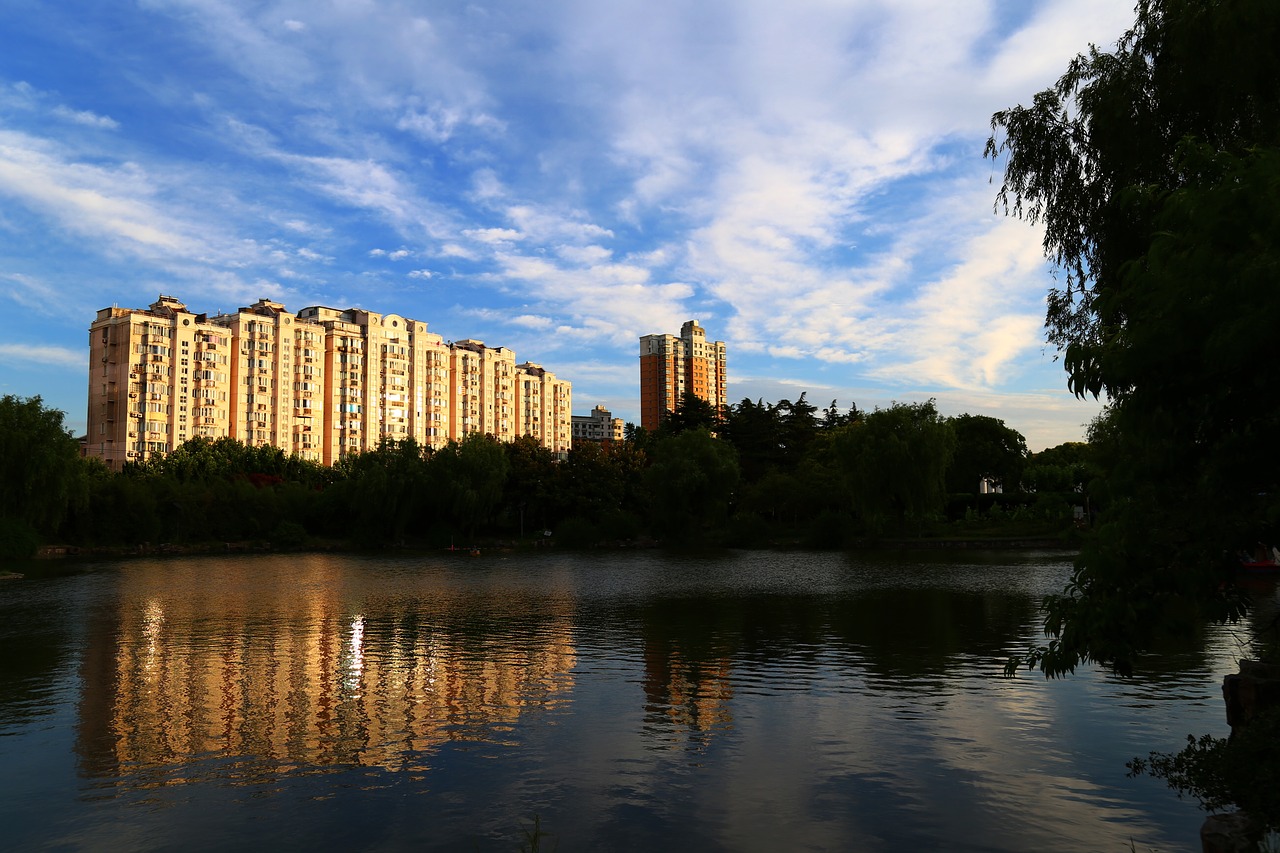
[{"x1": 29, "y1": 534, "x2": 1078, "y2": 562}]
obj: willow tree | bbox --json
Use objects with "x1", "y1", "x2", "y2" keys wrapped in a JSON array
[
  {"x1": 0, "y1": 395, "x2": 87, "y2": 554},
  {"x1": 833, "y1": 401, "x2": 955, "y2": 535},
  {"x1": 987, "y1": 0, "x2": 1280, "y2": 675}
]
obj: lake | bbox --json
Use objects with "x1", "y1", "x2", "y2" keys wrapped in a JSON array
[{"x1": 0, "y1": 549, "x2": 1266, "y2": 851}]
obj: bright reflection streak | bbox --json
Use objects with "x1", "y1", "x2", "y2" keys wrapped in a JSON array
[
  {"x1": 345, "y1": 614, "x2": 365, "y2": 696},
  {"x1": 141, "y1": 599, "x2": 164, "y2": 671}
]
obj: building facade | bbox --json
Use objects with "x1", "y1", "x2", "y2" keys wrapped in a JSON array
[
  {"x1": 638, "y1": 320, "x2": 727, "y2": 430},
  {"x1": 88, "y1": 295, "x2": 571, "y2": 469},
  {"x1": 571, "y1": 405, "x2": 625, "y2": 445}
]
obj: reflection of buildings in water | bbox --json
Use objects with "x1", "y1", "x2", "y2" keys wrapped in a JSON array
[
  {"x1": 76, "y1": 565, "x2": 576, "y2": 782},
  {"x1": 642, "y1": 640, "x2": 734, "y2": 738}
]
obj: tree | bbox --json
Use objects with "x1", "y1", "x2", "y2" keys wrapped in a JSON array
[
  {"x1": 333, "y1": 438, "x2": 431, "y2": 544},
  {"x1": 429, "y1": 433, "x2": 510, "y2": 541},
  {"x1": 987, "y1": 0, "x2": 1280, "y2": 675},
  {"x1": 832, "y1": 401, "x2": 956, "y2": 535},
  {"x1": 1022, "y1": 441, "x2": 1096, "y2": 494},
  {"x1": 946, "y1": 414, "x2": 1027, "y2": 494},
  {"x1": 659, "y1": 391, "x2": 722, "y2": 436},
  {"x1": 644, "y1": 428, "x2": 740, "y2": 544},
  {"x1": 0, "y1": 395, "x2": 87, "y2": 551},
  {"x1": 720, "y1": 397, "x2": 783, "y2": 482}
]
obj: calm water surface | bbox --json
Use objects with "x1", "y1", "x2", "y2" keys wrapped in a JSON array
[{"x1": 0, "y1": 549, "x2": 1269, "y2": 852}]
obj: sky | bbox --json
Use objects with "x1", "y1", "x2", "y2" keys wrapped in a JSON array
[{"x1": 0, "y1": 0, "x2": 1132, "y2": 451}]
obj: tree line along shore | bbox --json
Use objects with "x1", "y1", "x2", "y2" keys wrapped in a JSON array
[{"x1": 1, "y1": 392, "x2": 1095, "y2": 560}]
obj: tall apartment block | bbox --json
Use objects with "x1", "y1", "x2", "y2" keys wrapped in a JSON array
[
  {"x1": 638, "y1": 320, "x2": 727, "y2": 430},
  {"x1": 88, "y1": 295, "x2": 571, "y2": 469}
]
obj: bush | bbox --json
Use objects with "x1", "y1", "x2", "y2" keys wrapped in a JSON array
[
  {"x1": 0, "y1": 518, "x2": 39, "y2": 559},
  {"x1": 804, "y1": 509, "x2": 852, "y2": 550},
  {"x1": 270, "y1": 520, "x2": 309, "y2": 550},
  {"x1": 554, "y1": 517, "x2": 600, "y2": 548},
  {"x1": 1128, "y1": 707, "x2": 1280, "y2": 827}
]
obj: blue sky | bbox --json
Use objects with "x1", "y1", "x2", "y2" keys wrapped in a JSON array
[{"x1": 0, "y1": 0, "x2": 1131, "y2": 450}]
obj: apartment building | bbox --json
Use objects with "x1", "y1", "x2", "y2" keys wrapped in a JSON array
[
  {"x1": 88, "y1": 296, "x2": 233, "y2": 469},
  {"x1": 516, "y1": 362, "x2": 573, "y2": 453},
  {"x1": 638, "y1": 320, "x2": 727, "y2": 430},
  {"x1": 296, "y1": 305, "x2": 451, "y2": 465},
  {"x1": 88, "y1": 295, "x2": 571, "y2": 469},
  {"x1": 571, "y1": 405, "x2": 625, "y2": 445},
  {"x1": 448, "y1": 339, "x2": 518, "y2": 445}
]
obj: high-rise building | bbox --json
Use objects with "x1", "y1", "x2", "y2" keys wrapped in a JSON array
[
  {"x1": 88, "y1": 295, "x2": 571, "y2": 469},
  {"x1": 638, "y1": 320, "x2": 727, "y2": 430},
  {"x1": 88, "y1": 296, "x2": 233, "y2": 468},
  {"x1": 516, "y1": 361, "x2": 573, "y2": 453}
]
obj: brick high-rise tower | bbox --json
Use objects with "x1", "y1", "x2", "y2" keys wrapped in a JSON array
[{"x1": 638, "y1": 320, "x2": 727, "y2": 430}]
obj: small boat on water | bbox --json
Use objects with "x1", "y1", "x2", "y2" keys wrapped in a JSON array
[{"x1": 1239, "y1": 544, "x2": 1280, "y2": 573}]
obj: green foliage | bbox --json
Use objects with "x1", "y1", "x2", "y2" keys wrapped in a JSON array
[
  {"x1": 1022, "y1": 442, "x2": 1096, "y2": 494},
  {"x1": 1128, "y1": 708, "x2": 1280, "y2": 825},
  {"x1": 270, "y1": 520, "x2": 309, "y2": 550},
  {"x1": 644, "y1": 428, "x2": 741, "y2": 544},
  {"x1": 659, "y1": 391, "x2": 722, "y2": 435},
  {"x1": 947, "y1": 414, "x2": 1027, "y2": 494},
  {"x1": 0, "y1": 395, "x2": 87, "y2": 537},
  {"x1": 832, "y1": 401, "x2": 956, "y2": 535},
  {"x1": 334, "y1": 437, "x2": 432, "y2": 545},
  {"x1": 0, "y1": 517, "x2": 40, "y2": 560},
  {"x1": 803, "y1": 509, "x2": 854, "y2": 550},
  {"x1": 988, "y1": 0, "x2": 1280, "y2": 676},
  {"x1": 27, "y1": 388, "x2": 1082, "y2": 551},
  {"x1": 430, "y1": 433, "x2": 510, "y2": 540},
  {"x1": 553, "y1": 516, "x2": 600, "y2": 548}
]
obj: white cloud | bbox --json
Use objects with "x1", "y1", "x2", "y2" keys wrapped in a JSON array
[
  {"x1": 464, "y1": 227, "x2": 523, "y2": 244},
  {"x1": 438, "y1": 243, "x2": 478, "y2": 260},
  {"x1": 0, "y1": 342, "x2": 86, "y2": 370},
  {"x1": 0, "y1": 0, "x2": 1140, "y2": 448},
  {"x1": 0, "y1": 130, "x2": 200, "y2": 255},
  {"x1": 51, "y1": 105, "x2": 120, "y2": 129}
]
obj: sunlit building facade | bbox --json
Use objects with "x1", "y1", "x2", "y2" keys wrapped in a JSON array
[
  {"x1": 88, "y1": 295, "x2": 572, "y2": 468},
  {"x1": 88, "y1": 296, "x2": 234, "y2": 468},
  {"x1": 571, "y1": 404, "x2": 625, "y2": 445},
  {"x1": 638, "y1": 319, "x2": 727, "y2": 430},
  {"x1": 517, "y1": 362, "x2": 573, "y2": 453}
]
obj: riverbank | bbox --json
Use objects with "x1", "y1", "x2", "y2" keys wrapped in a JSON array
[{"x1": 28, "y1": 530, "x2": 1079, "y2": 562}]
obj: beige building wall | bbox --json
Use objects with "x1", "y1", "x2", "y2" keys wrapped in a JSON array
[
  {"x1": 297, "y1": 307, "x2": 366, "y2": 466},
  {"x1": 571, "y1": 404, "x2": 625, "y2": 445},
  {"x1": 90, "y1": 295, "x2": 567, "y2": 467},
  {"x1": 345, "y1": 310, "x2": 448, "y2": 450},
  {"x1": 213, "y1": 300, "x2": 293, "y2": 455},
  {"x1": 517, "y1": 362, "x2": 572, "y2": 453},
  {"x1": 88, "y1": 295, "x2": 233, "y2": 470},
  {"x1": 449, "y1": 340, "x2": 518, "y2": 443}
]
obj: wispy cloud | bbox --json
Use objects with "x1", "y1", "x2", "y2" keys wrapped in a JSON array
[
  {"x1": 0, "y1": 0, "x2": 1132, "y2": 444},
  {"x1": 51, "y1": 105, "x2": 119, "y2": 129},
  {"x1": 0, "y1": 342, "x2": 86, "y2": 370}
]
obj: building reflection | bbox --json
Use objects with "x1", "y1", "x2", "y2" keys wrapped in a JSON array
[
  {"x1": 76, "y1": 560, "x2": 576, "y2": 783},
  {"x1": 637, "y1": 598, "x2": 737, "y2": 740},
  {"x1": 642, "y1": 640, "x2": 735, "y2": 735}
]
